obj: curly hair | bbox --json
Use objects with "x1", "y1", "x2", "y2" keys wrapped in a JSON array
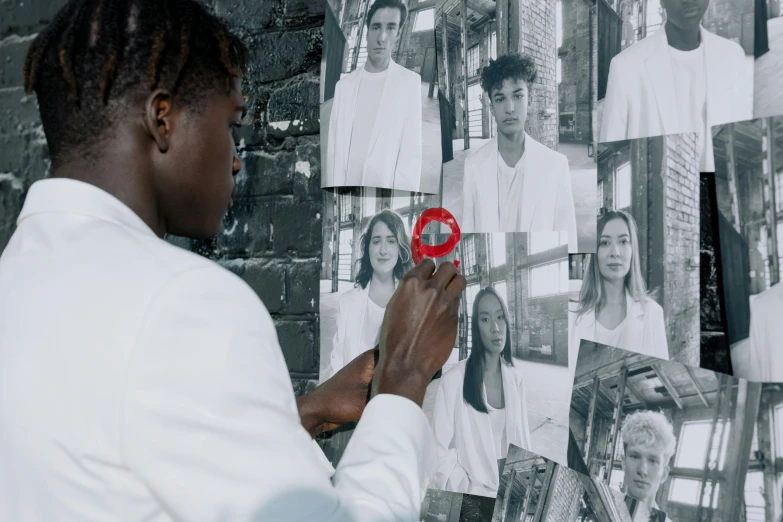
[
  {"x1": 23, "y1": 0, "x2": 248, "y2": 166},
  {"x1": 480, "y1": 52, "x2": 537, "y2": 95},
  {"x1": 354, "y1": 210, "x2": 413, "y2": 289},
  {"x1": 620, "y1": 410, "x2": 678, "y2": 463},
  {"x1": 365, "y1": 0, "x2": 408, "y2": 31}
]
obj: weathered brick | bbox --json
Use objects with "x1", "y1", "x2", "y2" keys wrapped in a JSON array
[
  {"x1": 286, "y1": 259, "x2": 319, "y2": 314},
  {"x1": 238, "y1": 258, "x2": 286, "y2": 313},
  {"x1": 244, "y1": 28, "x2": 322, "y2": 87},
  {"x1": 0, "y1": 88, "x2": 40, "y2": 135},
  {"x1": 0, "y1": 35, "x2": 34, "y2": 88},
  {"x1": 236, "y1": 149, "x2": 295, "y2": 197},
  {"x1": 266, "y1": 74, "x2": 320, "y2": 124},
  {"x1": 0, "y1": 131, "x2": 50, "y2": 188},
  {"x1": 292, "y1": 138, "x2": 320, "y2": 201},
  {"x1": 0, "y1": 0, "x2": 67, "y2": 37},
  {"x1": 272, "y1": 197, "x2": 320, "y2": 255},
  {"x1": 214, "y1": 0, "x2": 276, "y2": 31},
  {"x1": 281, "y1": 0, "x2": 325, "y2": 29},
  {"x1": 290, "y1": 377, "x2": 318, "y2": 398},
  {"x1": 216, "y1": 197, "x2": 272, "y2": 255},
  {"x1": 275, "y1": 319, "x2": 318, "y2": 374}
]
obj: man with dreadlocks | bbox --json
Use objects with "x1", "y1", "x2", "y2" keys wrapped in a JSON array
[{"x1": 0, "y1": 1, "x2": 466, "y2": 521}]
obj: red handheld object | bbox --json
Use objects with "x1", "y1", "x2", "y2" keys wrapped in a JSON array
[{"x1": 410, "y1": 207, "x2": 461, "y2": 268}]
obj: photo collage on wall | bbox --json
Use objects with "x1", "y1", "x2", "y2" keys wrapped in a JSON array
[{"x1": 316, "y1": 0, "x2": 783, "y2": 520}]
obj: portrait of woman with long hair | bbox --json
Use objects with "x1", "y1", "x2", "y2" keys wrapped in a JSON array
[
  {"x1": 323, "y1": 209, "x2": 413, "y2": 381},
  {"x1": 568, "y1": 210, "x2": 669, "y2": 375},
  {"x1": 431, "y1": 287, "x2": 532, "y2": 497}
]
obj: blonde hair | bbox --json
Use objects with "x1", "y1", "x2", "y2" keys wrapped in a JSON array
[
  {"x1": 573, "y1": 210, "x2": 653, "y2": 319},
  {"x1": 620, "y1": 410, "x2": 677, "y2": 463}
]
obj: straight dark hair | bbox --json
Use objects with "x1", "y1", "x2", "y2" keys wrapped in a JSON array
[
  {"x1": 463, "y1": 287, "x2": 514, "y2": 413},
  {"x1": 365, "y1": 0, "x2": 408, "y2": 31}
]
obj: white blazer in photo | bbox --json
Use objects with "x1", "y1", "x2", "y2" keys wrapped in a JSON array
[
  {"x1": 0, "y1": 178, "x2": 437, "y2": 522},
  {"x1": 324, "y1": 282, "x2": 393, "y2": 382},
  {"x1": 568, "y1": 292, "x2": 669, "y2": 382},
  {"x1": 746, "y1": 283, "x2": 783, "y2": 382},
  {"x1": 431, "y1": 359, "x2": 533, "y2": 497},
  {"x1": 460, "y1": 134, "x2": 579, "y2": 252},
  {"x1": 599, "y1": 25, "x2": 753, "y2": 144},
  {"x1": 325, "y1": 60, "x2": 422, "y2": 192}
]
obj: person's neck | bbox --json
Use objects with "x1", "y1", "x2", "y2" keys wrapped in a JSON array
[
  {"x1": 601, "y1": 277, "x2": 626, "y2": 306},
  {"x1": 665, "y1": 20, "x2": 702, "y2": 51},
  {"x1": 364, "y1": 55, "x2": 391, "y2": 73},
  {"x1": 497, "y1": 130, "x2": 526, "y2": 167},
  {"x1": 371, "y1": 270, "x2": 395, "y2": 288},
  {"x1": 51, "y1": 150, "x2": 165, "y2": 238},
  {"x1": 483, "y1": 351, "x2": 502, "y2": 374}
]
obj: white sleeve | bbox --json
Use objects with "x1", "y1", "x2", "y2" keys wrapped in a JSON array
[
  {"x1": 326, "y1": 83, "x2": 342, "y2": 187},
  {"x1": 431, "y1": 376, "x2": 469, "y2": 490},
  {"x1": 461, "y1": 159, "x2": 476, "y2": 233},
  {"x1": 554, "y1": 157, "x2": 578, "y2": 253},
  {"x1": 598, "y1": 57, "x2": 629, "y2": 143},
  {"x1": 122, "y1": 266, "x2": 434, "y2": 522}
]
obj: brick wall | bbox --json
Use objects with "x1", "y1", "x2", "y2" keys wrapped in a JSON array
[
  {"x1": 559, "y1": 0, "x2": 594, "y2": 142},
  {"x1": 542, "y1": 466, "x2": 585, "y2": 521},
  {"x1": 0, "y1": 0, "x2": 325, "y2": 395},
  {"x1": 514, "y1": 0, "x2": 558, "y2": 149},
  {"x1": 661, "y1": 134, "x2": 701, "y2": 368}
]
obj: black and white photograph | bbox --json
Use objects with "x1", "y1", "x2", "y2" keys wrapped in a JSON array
[
  {"x1": 569, "y1": 133, "x2": 701, "y2": 374},
  {"x1": 492, "y1": 444, "x2": 633, "y2": 522},
  {"x1": 568, "y1": 341, "x2": 764, "y2": 522},
  {"x1": 320, "y1": 0, "x2": 443, "y2": 193},
  {"x1": 420, "y1": 489, "x2": 497, "y2": 522},
  {"x1": 420, "y1": 232, "x2": 572, "y2": 497},
  {"x1": 598, "y1": 0, "x2": 755, "y2": 172},
  {"x1": 708, "y1": 116, "x2": 783, "y2": 382},
  {"x1": 435, "y1": 0, "x2": 598, "y2": 253},
  {"x1": 754, "y1": 0, "x2": 783, "y2": 118}
]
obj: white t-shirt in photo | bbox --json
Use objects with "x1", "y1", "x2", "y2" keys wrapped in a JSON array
[
  {"x1": 345, "y1": 67, "x2": 388, "y2": 186},
  {"x1": 668, "y1": 44, "x2": 711, "y2": 171},
  {"x1": 496, "y1": 150, "x2": 525, "y2": 231},
  {"x1": 361, "y1": 295, "x2": 386, "y2": 354}
]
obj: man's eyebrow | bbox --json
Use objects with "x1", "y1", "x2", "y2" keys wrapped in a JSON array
[{"x1": 512, "y1": 88, "x2": 525, "y2": 93}]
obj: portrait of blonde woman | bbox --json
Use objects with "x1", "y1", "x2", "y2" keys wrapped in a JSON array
[
  {"x1": 323, "y1": 209, "x2": 413, "y2": 381},
  {"x1": 431, "y1": 287, "x2": 532, "y2": 497},
  {"x1": 568, "y1": 210, "x2": 669, "y2": 378}
]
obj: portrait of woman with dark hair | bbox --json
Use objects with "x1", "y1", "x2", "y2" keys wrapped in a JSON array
[
  {"x1": 323, "y1": 209, "x2": 413, "y2": 381},
  {"x1": 431, "y1": 287, "x2": 532, "y2": 497},
  {"x1": 569, "y1": 210, "x2": 669, "y2": 381}
]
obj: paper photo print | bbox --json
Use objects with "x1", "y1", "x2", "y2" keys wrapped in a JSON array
[
  {"x1": 421, "y1": 489, "x2": 496, "y2": 522},
  {"x1": 568, "y1": 341, "x2": 765, "y2": 522},
  {"x1": 568, "y1": 132, "x2": 702, "y2": 377},
  {"x1": 320, "y1": 0, "x2": 443, "y2": 194},
  {"x1": 754, "y1": 0, "x2": 783, "y2": 118},
  {"x1": 436, "y1": 0, "x2": 598, "y2": 254},
  {"x1": 419, "y1": 232, "x2": 572, "y2": 498},
  {"x1": 707, "y1": 117, "x2": 783, "y2": 382},
  {"x1": 597, "y1": 0, "x2": 755, "y2": 172},
  {"x1": 492, "y1": 444, "x2": 633, "y2": 522}
]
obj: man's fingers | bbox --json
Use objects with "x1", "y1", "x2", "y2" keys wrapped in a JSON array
[
  {"x1": 406, "y1": 258, "x2": 436, "y2": 280},
  {"x1": 430, "y1": 260, "x2": 457, "y2": 289},
  {"x1": 445, "y1": 272, "x2": 467, "y2": 299}
]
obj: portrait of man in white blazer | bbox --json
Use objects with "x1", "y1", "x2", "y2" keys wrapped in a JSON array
[
  {"x1": 324, "y1": 0, "x2": 424, "y2": 192},
  {"x1": 460, "y1": 53, "x2": 578, "y2": 253},
  {"x1": 599, "y1": 0, "x2": 754, "y2": 172}
]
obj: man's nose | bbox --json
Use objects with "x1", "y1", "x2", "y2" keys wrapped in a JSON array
[{"x1": 505, "y1": 99, "x2": 515, "y2": 113}]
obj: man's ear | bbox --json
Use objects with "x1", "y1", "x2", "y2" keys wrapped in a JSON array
[
  {"x1": 143, "y1": 88, "x2": 176, "y2": 153},
  {"x1": 661, "y1": 463, "x2": 671, "y2": 484}
]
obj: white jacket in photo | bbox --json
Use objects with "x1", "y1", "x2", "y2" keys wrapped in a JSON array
[
  {"x1": 431, "y1": 358, "x2": 533, "y2": 498},
  {"x1": 0, "y1": 178, "x2": 436, "y2": 522},
  {"x1": 460, "y1": 134, "x2": 578, "y2": 252},
  {"x1": 568, "y1": 292, "x2": 669, "y2": 383},
  {"x1": 746, "y1": 282, "x2": 783, "y2": 382},
  {"x1": 599, "y1": 25, "x2": 753, "y2": 144},
  {"x1": 325, "y1": 60, "x2": 422, "y2": 192}
]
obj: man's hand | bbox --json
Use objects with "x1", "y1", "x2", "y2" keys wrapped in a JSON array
[
  {"x1": 373, "y1": 259, "x2": 466, "y2": 406},
  {"x1": 297, "y1": 347, "x2": 378, "y2": 437}
]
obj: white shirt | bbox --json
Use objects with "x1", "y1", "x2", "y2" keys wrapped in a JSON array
[
  {"x1": 496, "y1": 150, "x2": 525, "y2": 231},
  {"x1": 487, "y1": 405, "x2": 507, "y2": 461},
  {"x1": 345, "y1": 67, "x2": 388, "y2": 186},
  {"x1": 361, "y1": 294, "x2": 386, "y2": 354},
  {"x1": 668, "y1": 44, "x2": 710, "y2": 171},
  {"x1": 0, "y1": 178, "x2": 436, "y2": 522},
  {"x1": 594, "y1": 316, "x2": 628, "y2": 348}
]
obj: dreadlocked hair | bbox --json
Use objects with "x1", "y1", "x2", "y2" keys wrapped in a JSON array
[{"x1": 22, "y1": 0, "x2": 248, "y2": 165}]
